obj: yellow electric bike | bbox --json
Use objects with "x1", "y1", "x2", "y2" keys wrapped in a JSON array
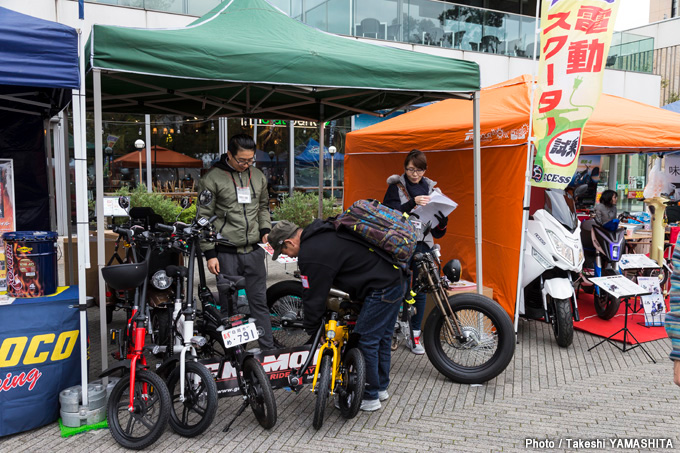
[{"x1": 287, "y1": 288, "x2": 366, "y2": 430}]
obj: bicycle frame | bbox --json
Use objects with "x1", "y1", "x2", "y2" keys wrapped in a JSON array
[{"x1": 310, "y1": 314, "x2": 348, "y2": 394}]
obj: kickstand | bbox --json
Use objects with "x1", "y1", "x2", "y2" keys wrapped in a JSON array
[{"x1": 223, "y1": 399, "x2": 249, "y2": 432}]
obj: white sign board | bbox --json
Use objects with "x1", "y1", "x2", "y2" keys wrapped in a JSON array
[
  {"x1": 619, "y1": 254, "x2": 661, "y2": 270},
  {"x1": 102, "y1": 196, "x2": 129, "y2": 217},
  {"x1": 589, "y1": 275, "x2": 650, "y2": 299}
]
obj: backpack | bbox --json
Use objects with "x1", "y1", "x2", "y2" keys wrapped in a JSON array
[{"x1": 331, "y1": 199, "x2": 417, "y2": 267}]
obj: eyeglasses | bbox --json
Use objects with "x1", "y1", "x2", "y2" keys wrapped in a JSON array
[
  {"x1": 233, "y1": 156, "x2": 256, "y2": 165},
  {"x1": 405, "y1": 167, "x2": 425, "y2": 174}
]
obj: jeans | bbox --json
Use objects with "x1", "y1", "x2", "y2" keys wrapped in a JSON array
[
  {"x1": 353, "y1": 281, "x2": 406, "y2": 400},
  {"x1": 216, "y1": 247, "x2": 273, "y2": 349},
  {"x1": 409, "y1": 242, "x2": 431, "y2": 332}
]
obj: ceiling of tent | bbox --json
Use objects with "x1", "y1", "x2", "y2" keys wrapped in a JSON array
[
  {"x1": 85, "y1": 0, "x2": 480, "y2": 121},
  {"x1": 0, "y1": 7, "x2": 79, "y2": 117}
]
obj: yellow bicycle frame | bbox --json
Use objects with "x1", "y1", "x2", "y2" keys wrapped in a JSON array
[{"x1": 311, "y1": 318, "x2": 349, "y2": 394}]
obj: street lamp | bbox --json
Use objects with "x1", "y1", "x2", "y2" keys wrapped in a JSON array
[
  {"x1": 134, "y1": 139, "x2": 145, "y2": 187},
  {"x1": 329, "y1": 145, "x2": 337, "y2": 201}
]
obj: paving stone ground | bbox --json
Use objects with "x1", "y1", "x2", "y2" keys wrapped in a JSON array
[{"x1": 1, "y1": 254, "x2": 679, "y2": 452}]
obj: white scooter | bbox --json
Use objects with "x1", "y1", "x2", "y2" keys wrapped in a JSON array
[{"x1": 519, "y1": 189, "x2": 585, "y2": 347}]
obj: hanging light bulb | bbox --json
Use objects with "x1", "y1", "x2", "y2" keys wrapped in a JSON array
[
  {"x1": 211, "y1": 121, "x2": 215, "y2": 131},
  {"x1": 138, "y1": 127, "x2": 142, "y2": 136}
]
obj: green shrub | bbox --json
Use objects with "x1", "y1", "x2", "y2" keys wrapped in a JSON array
[
  {"x1": 114, "y1": 185, "x2": 195, "y2": 223},
  {"x1": 272, "y1": 192, "x2": 341, "y2": 228}
]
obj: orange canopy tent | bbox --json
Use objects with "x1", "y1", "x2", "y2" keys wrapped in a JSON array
[
  {"x1": 344, "y1": 75, "x2": 680, "y2": 319},
  {"x1": 113, "y1": 145, "x2": 203, "y2": 168}
]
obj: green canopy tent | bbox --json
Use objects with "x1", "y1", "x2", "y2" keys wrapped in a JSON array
[{"x1": 86, "y1": 0, "x2": 483, "y2": 369}]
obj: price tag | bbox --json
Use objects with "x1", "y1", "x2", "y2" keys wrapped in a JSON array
[{"x1": 221, "y1": 322, "x2": 259, "y2": 348}]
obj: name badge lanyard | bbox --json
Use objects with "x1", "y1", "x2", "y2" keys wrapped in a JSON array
[{"x1": 231, "y1": 169, "x2": 254, "y2": 204}]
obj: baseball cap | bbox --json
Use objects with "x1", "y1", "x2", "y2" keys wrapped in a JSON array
[{"x1": 269, "y1": 220, "x2": 299, "y2": 260}]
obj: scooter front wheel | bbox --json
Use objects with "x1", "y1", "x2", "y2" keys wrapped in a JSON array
[
  {"x1": 167, "y1": 361, "x2": 219, "y2": 437},
  {"x1": 423, "y1": 293, "x2": 515, "y2": 384},
  {"x1": 549, "y1": 296, "x2": 574, "y2": 348},
  {"x1": 107, "y1": 369, "x2": 171, "y2": 450}
]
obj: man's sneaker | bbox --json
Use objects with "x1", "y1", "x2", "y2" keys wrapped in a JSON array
[
  {"x1": 378, "y1": 390, "x2": 389, "y2": 402},
  {"x1": 360, "y1": 399, "x2": 381, "y2": 412},
  {"x1": 410, "y1": 331, "x2": 425, "y2": 355}
]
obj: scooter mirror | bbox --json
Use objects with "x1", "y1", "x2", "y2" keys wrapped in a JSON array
[
  {"x1": 198, "y1": 190, "x2": 213, "y2": 207},
  {"x1": 118, "y1": 196, "x2": 130, "y2": 212},
  {"x1": 179, "y1": 197, "x2": 191, "y2": 210}
]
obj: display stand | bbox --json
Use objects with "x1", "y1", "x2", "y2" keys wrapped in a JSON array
[{"x1": 586, "y1": 275, "x2": 656, "y2": 363}]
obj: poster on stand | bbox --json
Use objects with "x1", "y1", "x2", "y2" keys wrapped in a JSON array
[
  {"x1": 0, "y1": 159, "x2": 16, "y2": 292},
  {"x1": 637, "y1": 276, "x2": 666, "y2": 326}
]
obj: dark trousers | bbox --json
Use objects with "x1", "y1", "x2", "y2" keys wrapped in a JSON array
[
  {"x1": 216, "y1": 247, "x2": 273, "y2": 349},
  {"x1": 354, "y1": 281, "x2": 406, "y2": 400}
]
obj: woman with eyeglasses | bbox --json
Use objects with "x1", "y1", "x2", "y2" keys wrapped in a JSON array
[{"x1": 383, "y1": 149, "x2": 449, "y2": 355}]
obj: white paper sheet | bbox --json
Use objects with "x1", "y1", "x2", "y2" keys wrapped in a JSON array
[
  {"x1": 411, "y1": 192, "x2": 458, "y2": 229},
  {"x1": 589, "y1": 275, "x2": 650, "y2": 298}
]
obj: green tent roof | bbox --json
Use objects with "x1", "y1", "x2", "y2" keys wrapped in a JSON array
[{"x1": 86, "y1": 0, "x2": 479, "y2": 121}]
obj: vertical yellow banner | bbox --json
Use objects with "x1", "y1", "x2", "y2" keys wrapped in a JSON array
[{"x1": 531, "y1": 0, "x2": 620, "y2": 188}]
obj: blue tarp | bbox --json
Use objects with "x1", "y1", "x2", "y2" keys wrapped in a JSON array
[
  {"x1": 295, "y1": 139, "x2": 344, "y2": 165},
  {"x1": 0, "y1": 7, "x2": 79, "y2": 89},
  {"x1": 662, "y1": 100, "x2": 680, "y2": 114}
]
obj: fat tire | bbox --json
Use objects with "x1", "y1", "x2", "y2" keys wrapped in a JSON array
[
  {"x1": 550, "y1": 296, "x2": 574, "y2": 348},
  {"x1": 243, "y1": 357, "x2": 277, "y2": 429},
  {"x1": 167, "y1": 361, "x2": 219, "y2": 437},
  {"x1": 338, "y1": 348, "x2": 365, "y2": 419},
  {"x1": 594, "y1": 268, "x2": 620, "y2": 320},
  {"x1": 267, "y1": 280, "x2": 306, "y2": 347},
  {"x1": 107, "y1": 369, "x2": 171, "y2": 450},
  {"x1": 313, "y1": 354, "x2": 332, "y2": 430},
  {"x1": 423, "y1": 293, "x2": 515, "y2": 385}
]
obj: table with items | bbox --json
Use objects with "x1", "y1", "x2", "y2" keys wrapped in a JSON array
[{"x1": 0, "y1": 286, "x2": 83, "y2": 436}]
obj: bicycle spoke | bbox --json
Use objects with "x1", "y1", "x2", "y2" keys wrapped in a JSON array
[
  {"x1": 124, "y1": 411, "x2": 136, "y2": 434},
  {"x1": 182, "y1": 405, "x2": 189, "y2": 425},
  {"x1": 132, "y1": 412, "x2": 156, "y2": 431}
]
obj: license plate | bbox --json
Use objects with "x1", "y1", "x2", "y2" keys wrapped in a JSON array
[{"x1": 221, "y1": 322, "x2": 259, "y2": 348}]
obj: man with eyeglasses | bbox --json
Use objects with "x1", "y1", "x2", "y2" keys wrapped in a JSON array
[{"x1": 197, "y1": 133, "x2": 275, "y2": 352}]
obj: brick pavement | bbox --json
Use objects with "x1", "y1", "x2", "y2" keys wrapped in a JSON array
[{"x1": 1, "y1": 259, "x2": 680, "y2": 452}]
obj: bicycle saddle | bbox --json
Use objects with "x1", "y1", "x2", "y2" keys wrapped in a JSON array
[{"x1": 102, "y1": 261, "x2": 149, "y2": 290}]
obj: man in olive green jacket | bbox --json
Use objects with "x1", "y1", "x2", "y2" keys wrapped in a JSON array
[{"x1": 197, "y1": 134, "x2": 274, "y2": 350}]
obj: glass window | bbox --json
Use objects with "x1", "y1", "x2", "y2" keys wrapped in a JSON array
[{"x1": 187, "y1": 0, "x2": 222, "y2": 16}]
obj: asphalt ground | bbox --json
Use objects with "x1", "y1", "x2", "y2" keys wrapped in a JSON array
[{"x1": 1, "y1": 255, "x2": 680, "y2": 452}]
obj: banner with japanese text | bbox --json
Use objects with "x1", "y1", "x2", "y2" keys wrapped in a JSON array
[{"x1": 531, "y1": 0, "x2": 620, "y2": 188}]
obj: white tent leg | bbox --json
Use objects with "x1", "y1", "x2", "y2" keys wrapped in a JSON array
[
  {"x1": 145, "y1": 114, "x2": 152, "y2": 191},
  {"x1": 73, "y1": 28, "x2": 91, "y2": 406},
  {"x1": 289, "y1": 121, "x2": 294, "y2": 197},
  {"x1": 472, "y1": 91, "x2": 482, "y2": 293},
  {"x1": 94, "y1": 69, "x2": 108, "y2": 378},
  {"x1": 318, "y1": 106, "x2": 325, "y2": 218}
]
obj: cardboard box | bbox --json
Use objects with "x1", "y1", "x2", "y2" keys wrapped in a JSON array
[{"x1": 62, "y1": 231, "x2": 118, "y2": 303}]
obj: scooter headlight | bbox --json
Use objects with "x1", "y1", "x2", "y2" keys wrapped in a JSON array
[
  {"x1": 546, "y1": 230, "x2": 574, "y2": 265},
  {"x1": 151, "y1": 270, "x2": 173, "y2": 290}
]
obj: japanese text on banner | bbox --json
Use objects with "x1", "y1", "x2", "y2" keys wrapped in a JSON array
[{"x1": 531, "y1": 0, "x2": 620, "y2": 189}]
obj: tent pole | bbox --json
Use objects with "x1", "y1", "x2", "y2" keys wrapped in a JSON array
[
  {"x1": 44, "y1": 118, "x2": 57, "y2": 232},
  {"x1": 145, "y1": 114, "x2": 152, "y2": 191},
  {"x1": 318, "y1": 105, "x2": 325, "y2": 218},
  {"x1": 73, "y1": 28, "x2": 91, "y2": 405},
  {"x1": 289, "y1": 120, "x2": 295, "y2": 197},
  {"x1": 472, "y1": 91, "x2": 482, "y2": 293},
  {"x1": 514, "y1": 2, "x2": 541, "y2": 336},
  {"x1": 63, "y1": 110, "x2": 75, "y2": 285},
  {"x1": 94, "y1": 68, "x2": 109, "y2": 379}
]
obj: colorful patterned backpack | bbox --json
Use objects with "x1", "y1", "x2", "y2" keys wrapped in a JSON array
[{"x1": 331, "y1": 199, "x2": 417, "y2": 268}]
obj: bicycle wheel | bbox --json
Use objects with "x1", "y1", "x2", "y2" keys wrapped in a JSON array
[
  {"x1": 312, "y1": 354, "x2": 332, "y2": 430},
  {"x1": 242, "y1": 357, "x2": 277, "y2": 429},
  {"x1": 198, "y1": 328, "x2": 228, "y2": 360},
  {"x1": 167, "y1": 361, "x2": 219, "y2": 437},
  {"x1": 267, "y1": 280, "x2": 307, "y2": 348},
  {"x1": 337, "y1": 348, "x2": 365, "y2": 419},
  {"x1": 423, "y1": 293, "x2": 515, "y2": 385},
  {"x1": 107, "y1": 369, "x2": 171, "y2": 450}
]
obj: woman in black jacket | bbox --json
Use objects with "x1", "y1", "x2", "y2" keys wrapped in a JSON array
[{"x1": 383, "y1": 149, "x2": 448, "y2": 354}]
